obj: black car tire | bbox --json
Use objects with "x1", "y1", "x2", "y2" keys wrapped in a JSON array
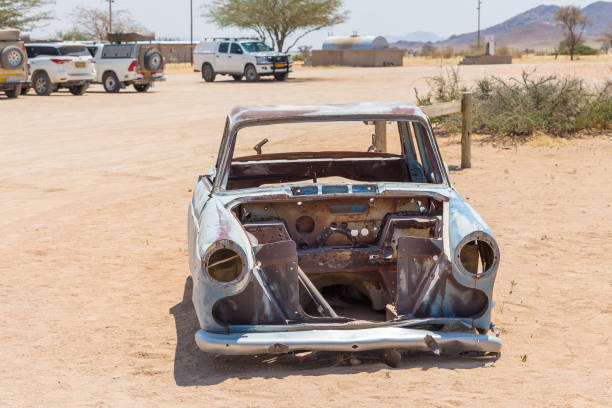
[
  {"x1": 274, "y1": 73, "x2": 288, "y2": 81},
  {"x1": 32, "y1": 71, "x2": 52, "y2": 96},
  {"x1": 244, "y1": 64, "x2": 259, "y2": 82},
  {"x1": 134, "y1": 83, "x2": 151, "y2": 92},
  {"x1": 102, "y1": 71, "x2": 120, "y2": 93},
  {"x1": 143, "y1": 49, "x2": 163, "y2": 71},
  {"x1": 5, "y1": 85, "x2": 20, "y2": 98},
  {"x1": 232, "y1": 75, "x2": 243, "y2": 81},
  {"x1": 0, "y1": 45, "x2": 25, "y2": 69},
  {"x1": 20, "y1": 86, "x2": 30, "y2": 95},
  {"x1": 202, "y1": 64, "x2": 216, "y2": 82},
  {"x1": 69, "y1": 84, "x2": 89, "y2": 95}
]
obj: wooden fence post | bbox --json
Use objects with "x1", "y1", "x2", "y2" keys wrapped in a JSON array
[
  {"x1": 461, "y1": 92, "x2": 472, "y2": 169},
  {"x1": 374, "y1": 121, "x2": 387, "y2": 152}
]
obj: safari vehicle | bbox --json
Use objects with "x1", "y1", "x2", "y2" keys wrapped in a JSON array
[
  {"x1": 0, "y1": 28, "x2": 29, "y2": 98},
  {"x1": 25, "y1": 42, "x2": 95, "y2": 96},
  {"x1": 193, "y1": 38, "x2": 291, "y2": 82},
  {"x1": 87, "y1": 33, "x2": 166, "y2": 93},
  {"x1": 187, "y1": 102, "x2": 502, "y2": 359}
]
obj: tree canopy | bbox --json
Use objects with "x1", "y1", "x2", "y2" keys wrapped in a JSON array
[
  {"x1": 206, "y1": 0, "x2": 349, "y2": 52},
  {"x1": 70, "y1": 6, "x2": 146, "y2": 41},
  {"x1": 0, "y1": 0, "x2": 53, "y2": 30},
  {"x1": 554, "y1": 6, "x2": 589, "y2": 61}
]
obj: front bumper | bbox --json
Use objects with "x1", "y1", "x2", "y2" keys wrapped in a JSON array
[
  {"x1": 195, "y1": 326, "x2": 501, "y2": 355},
  {"x1": 256, "y1": 64, "x2": 292, "y2": 75}
]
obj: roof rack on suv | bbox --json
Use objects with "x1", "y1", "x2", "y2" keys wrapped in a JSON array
[{"x1": 107, "y1": 32, "x2": 156, "y2": 43}]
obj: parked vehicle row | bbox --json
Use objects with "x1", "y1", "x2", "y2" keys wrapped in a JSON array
[
  {"x1": 1, "y1": 29, "x2": 166, "y2": 98},
  {"x1": 194, "y1": 38, "x2": 292, "y2": 82}
]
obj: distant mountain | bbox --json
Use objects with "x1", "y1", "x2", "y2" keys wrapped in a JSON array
[
  {"x1": 431, "y1": 1, "x2": 612, "y2": 50},
  {"x1": 386, "y1": 31, "x2": 443, "y2": 43}
]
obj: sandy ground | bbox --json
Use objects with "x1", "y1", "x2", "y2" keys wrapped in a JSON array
[{"x1": 1, "y1": 62, "x2": 611, "y2": 407}]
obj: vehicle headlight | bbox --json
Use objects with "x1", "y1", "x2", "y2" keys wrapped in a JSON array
[
  {"x1": 203, "y1": 240, "x2": 247, "y2": 283},
  {"x1": 454, "y1": 232, "x2": 499, "y2": 278},
  {"x1": 256, "y1": 56, "x2": 270, "y2": 65}
]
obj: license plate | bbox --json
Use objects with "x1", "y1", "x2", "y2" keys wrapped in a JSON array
[
  {"x1": 75, "y1": 62, "x2": 86, "y2": 68},
  {"x1": 275, "y1": 63, "x2": 286, "y2": 68},
  {"x1": 144, "y1": 74, "x2": 152, "y2": 78}
]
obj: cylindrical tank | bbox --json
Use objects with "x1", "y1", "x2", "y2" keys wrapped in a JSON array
[{"x1": 322, "y1": 35, "x2": 389, "y2": 50}]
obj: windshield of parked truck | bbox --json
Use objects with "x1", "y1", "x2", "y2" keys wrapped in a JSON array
[{"x1": 241, "y1": 41, "x2": 273, "y2": 52}]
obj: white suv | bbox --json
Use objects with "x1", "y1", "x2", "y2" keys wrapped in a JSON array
[
  {"x1": 194, "y1": 38, "x2": 292, "y2": 82},
  {"x1": 25, "y1": 43, "x2": 95, "y2": 95},
  {"x1": 87, "y1": 41, "x2": 166, "y2": 93}
]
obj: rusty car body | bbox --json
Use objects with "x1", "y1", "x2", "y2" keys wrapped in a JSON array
[{"x1": 187, "y1": 101, "x2": 501, "y2": 356}]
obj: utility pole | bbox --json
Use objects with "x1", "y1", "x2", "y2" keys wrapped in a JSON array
[
  {"x1": 107, "y1": 0, "x2": 114, "y2": 33},
  {"x1": 190, "y1": 0, "x2": 193, "y2": 65},
  {"x1": 477, "y1": 0, "x2": 482, "y2": 51}
]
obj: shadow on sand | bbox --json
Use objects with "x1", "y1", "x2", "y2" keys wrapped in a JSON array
[{"x1": 170, "y1": 276, "x2": 498, "y2": 387}]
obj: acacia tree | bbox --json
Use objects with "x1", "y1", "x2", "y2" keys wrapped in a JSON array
[
  {"x1": 598, "y1": 24, "x2": 612, "y2": 54},
  {"x1": 206, "y1": 0, "x2": 348, "y2": 52},
  {"x1": 554, "y1": 6, "x2": 589, "y2": 61},
  {"x1": 70, "y1": 6, "x2": 145, "y2": 40},
  {"x1": 0, "y1": 0, "x2": 53, "y2": 30}
]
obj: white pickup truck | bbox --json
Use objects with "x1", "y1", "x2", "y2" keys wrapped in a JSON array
[
  {"x1": 193, "y1": 38, "x2": 291, "y2": 82},
  {"x1": 87, "y1": 40, "x2": 165, "y2": 93}
]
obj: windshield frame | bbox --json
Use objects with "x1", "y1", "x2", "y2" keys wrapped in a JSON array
[{"x1": 213, "y1": 116, "x2": 449, "y2": 191}]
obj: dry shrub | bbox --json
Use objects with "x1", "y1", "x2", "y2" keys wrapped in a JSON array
[
  {"x1": 473, "y1": 72, "x2": 611, "y2": 137},
  {"x1": 441, "y1": 46, "x2": 455, "y2": 59},
  {"x1": 418, "y1": 69, "x2": 611, "y2": 139}
]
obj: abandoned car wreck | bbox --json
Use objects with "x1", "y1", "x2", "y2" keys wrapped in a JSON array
[{"x1": 187, "y1": 101, "x2": 501, "y2": 357}]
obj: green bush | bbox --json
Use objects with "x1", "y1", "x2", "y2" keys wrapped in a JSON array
[{"x1": 419, "y1": 69, "x2": 611, "y2": 138}]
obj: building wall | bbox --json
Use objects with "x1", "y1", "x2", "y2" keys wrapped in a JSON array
[
  {"x1": 311, "y1": 49, "x2": 404, "y2": 67},
  {"x1": 158, "y1": 43, "x2": 196, "y2": 63}
]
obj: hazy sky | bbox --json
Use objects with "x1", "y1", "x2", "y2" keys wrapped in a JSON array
[{"x1": 36, "y1": 0, "x2": 599, "y2": 46}]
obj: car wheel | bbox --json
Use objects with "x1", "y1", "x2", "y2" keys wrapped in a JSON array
[
  {"x1": 32, "y1": 71, "x2": 52, "y2": 96},
  {"x1": 0, "y1": 46, "x2": 25, "y2": 69},
  {"x1": 5, "y1": 85, "x2": 20, "y2": 98},
  {"x1": 202, "y1": 64, "x2": 216, "y2": 82},
  {"x1": 244, "y1": 64, "x2": 259, "y2": 82},
  {"x1": 69, "y1": 84, "x2": 89, "y2": 96},
  {"x1": 102, "y1": 72, "x2": 120, "y2": 93},
  {"x1": 134, "y1": 83, "x2": 151, "y2": 92},
  {"x1": 143, "y1": 49, "x2": 163, "y2": 71},
  {"x1": 274, "y1": 73, "x2": 288, "y2": 81},
  {"x1": 232, "y1": 75, "x2": 243, "y2": 81},
  {"x1": 20, "y1": 86, "x2": 30, "y2": 95}
]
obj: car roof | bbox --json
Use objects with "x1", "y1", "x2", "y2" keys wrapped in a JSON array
[{"x1": 228, "y1": 101, "x2": 429, "y2": 126}]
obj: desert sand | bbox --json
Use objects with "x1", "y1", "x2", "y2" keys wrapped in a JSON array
[{"x1": 1, "y1": 61, "x2": 611, "y2": 407}]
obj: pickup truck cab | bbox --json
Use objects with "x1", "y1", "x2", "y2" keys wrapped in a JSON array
[
  {"x1": 0, "y1": 28, "x2": 29, "y2": 98},
  {"x1": 194, "y1": 38, "x2": 291, "y2": 82},
  {"x1": 25, "y1": 42, "x2": 95, "y2": 96},
  {"x1": 87, "y1": 34, "x2": 166, "y2": 93}
]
